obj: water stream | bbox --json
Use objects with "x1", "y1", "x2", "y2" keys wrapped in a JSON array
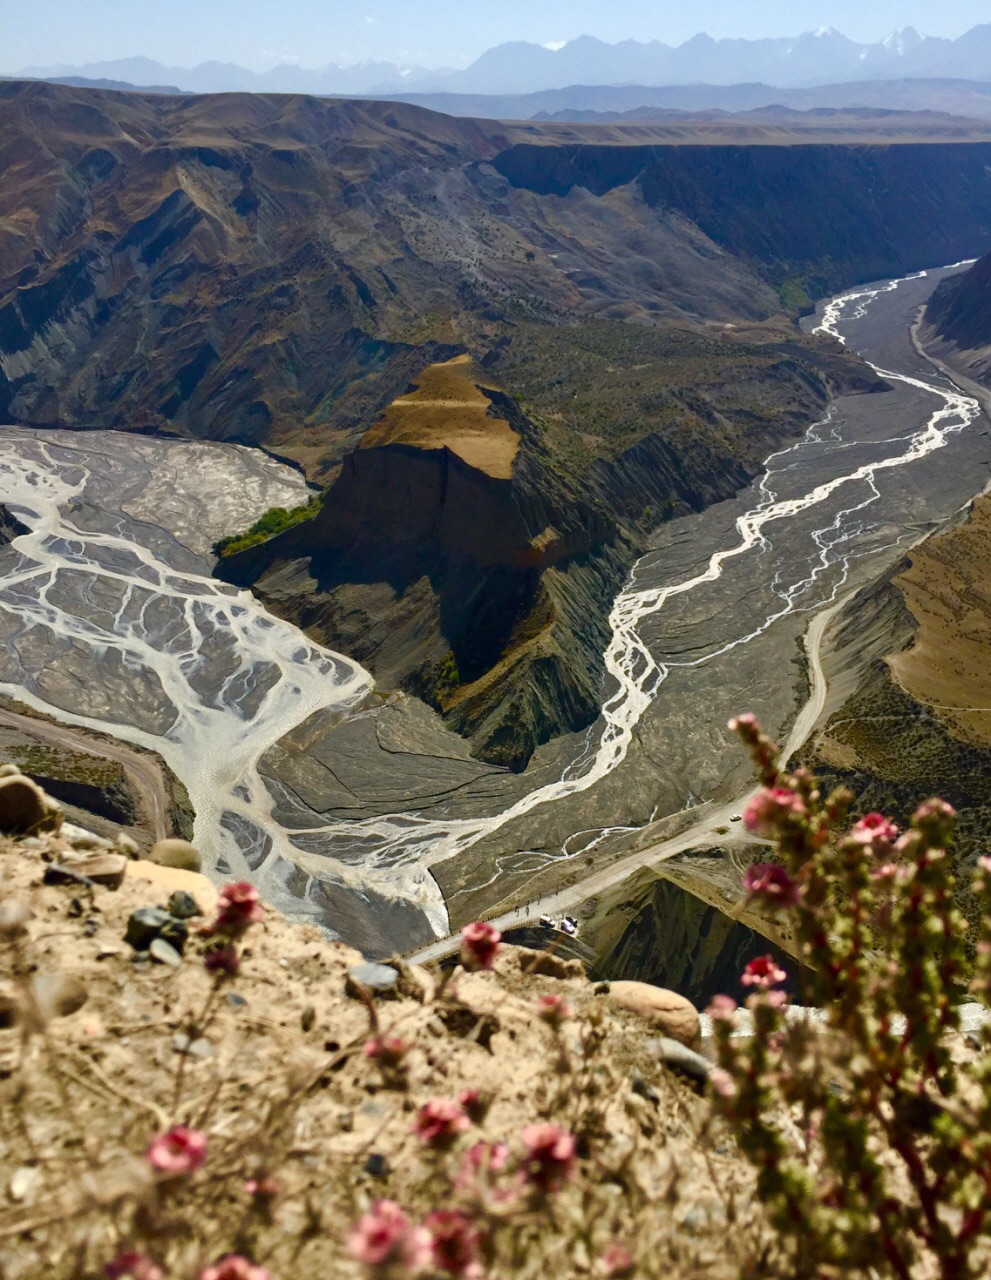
[{"x1": 0, "y1": 264, "x2": 984, "y2": 941}]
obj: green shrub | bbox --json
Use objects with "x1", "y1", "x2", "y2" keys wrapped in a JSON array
[{"x1": 214, "y1": 492, "x2": 324, "y2": 557}]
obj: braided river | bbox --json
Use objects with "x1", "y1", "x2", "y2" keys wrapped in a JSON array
[{"x1": 0, "y1": 263, "x2": 988, "y2": 951}]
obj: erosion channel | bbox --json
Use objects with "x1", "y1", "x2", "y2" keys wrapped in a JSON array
[{"x1": 0, "y1": 263, "x2": 988, "y2": 959}]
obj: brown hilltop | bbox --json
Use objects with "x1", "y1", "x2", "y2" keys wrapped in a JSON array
[{"x1": 359, "y1": 355, "x2": 520, "y2": 481}]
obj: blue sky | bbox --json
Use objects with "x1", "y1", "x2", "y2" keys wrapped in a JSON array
[{"x1": 4, "y1": 0, "x2": 990, "y2": 71}]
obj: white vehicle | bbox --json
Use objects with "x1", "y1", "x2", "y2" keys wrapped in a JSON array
[
  {"x1": 539, "y1": 913, "x2": 556, "y2": 930},
  {"x1": 730, "y1": 813, "x2": 742, "y2": 822},
  {"x1": 559, "y1": 919, "x2": 577, "y2": 936}
]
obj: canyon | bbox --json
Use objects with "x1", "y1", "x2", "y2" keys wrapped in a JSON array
[{"x1": 3, "y1": 82, "x2": 991, "y2": 970}]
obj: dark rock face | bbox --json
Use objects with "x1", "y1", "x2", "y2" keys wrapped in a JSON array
[
  {"x1": 494, "y1": 141, "x2": 991, "y2": 297},
  {"x1": 590, "y1": 871, "x2": 799, "y2": 1008},
  {"x1": 0, "y1": 506, "x2": 28, "y2": 546},
  {"x1": 220, "y1": 354, "x2": 852, "y2": 768},
  {"x1": 926, "y1": 251, "x2": 991, "y2": 351}
]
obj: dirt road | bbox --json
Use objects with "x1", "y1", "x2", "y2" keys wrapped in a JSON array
[{"x1": 0, "y1": 707, "x2": 171, "y2": 841}]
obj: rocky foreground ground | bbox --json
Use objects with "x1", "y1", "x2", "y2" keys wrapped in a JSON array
[{"x1": 0, "y1": 765, "x2": 777, "y2": 1279}]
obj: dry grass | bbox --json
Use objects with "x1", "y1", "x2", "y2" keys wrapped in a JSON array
[{"x1": 889, "y1": 495, "x2": 991, "y2": 749}]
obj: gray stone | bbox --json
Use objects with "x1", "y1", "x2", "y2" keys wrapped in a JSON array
[
  {"x1": 125, "y1": 906, "x2": 172, "y2": 950},
  {"x1": 346, "y1": 962, "x2": 400, "y2": 998},
  {"x1": 364, "y1": 1153, "x2": 390, "y2": 1178},
  {"x1": 147, "y1": 838, "x2": 202, "y2": 872},
  {"x1": 166, "y1": 890, "x2": 202, "y2": 920},
  {"x1": 45, "y1": 853, "x2": 127, "y2": 891},
  {"x1": 646, "y1": 1036, "x2": 713, "y2": 1086},
  {"x1": 125, "y1": 906, "x2": 187, "y2": 953},
  {"x1": 62, "y1": 823, "x2": 111, "y2": 850},
  {"x1": 173, "y1": 1033, "x2": 213, "y2": 1058},
  {"x1": 149, "y1": 937, "x2": 182, "y2": 967}
]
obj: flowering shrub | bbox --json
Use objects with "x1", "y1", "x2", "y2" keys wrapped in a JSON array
[
  {"x1": 459, "y1": 921, "x2": 501, "y2": 972},
  {"x1": 146, "y1": 1125, "x2": 207, "y2": 1176},
  {"x1": 210, "y1": 881, "x2": 265, "y2": 938},
  {"x1": 0, "y1": 838, "x2": 761, "y2": 1279},
  {"x1": 413, "y1": 1098, "x2": 470, "y2": 1149},
  {"x1": 347, "y1": 1200, "x2": 430, "y2": 1273},
  {"x1": 710, "y1": 715, "x2": 991, "y2": 1279}
]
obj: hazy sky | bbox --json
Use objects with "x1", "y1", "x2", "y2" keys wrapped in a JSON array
[{"x1": 4, "y1": 0, "x2": 990, "y2": 71}]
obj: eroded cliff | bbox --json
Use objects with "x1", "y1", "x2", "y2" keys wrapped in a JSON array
[{"x1": 220, "y1": 341, "x2": 881, "y2": 768}]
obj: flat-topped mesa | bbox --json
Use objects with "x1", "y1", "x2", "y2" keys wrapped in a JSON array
[
  {"x1": 217, "y1": 356, "x2": 616, "y2": 769},
  {"x1": 359, "y1": 355, "x2": 520, "y2": 480},
  {"x1": 302, "y1": 355, "x2": 580, "y2": 575}
]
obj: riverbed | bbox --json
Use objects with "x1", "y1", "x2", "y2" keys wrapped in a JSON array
[{"x1": 0, "y1": 264, "x2": 988, "y2": 954}]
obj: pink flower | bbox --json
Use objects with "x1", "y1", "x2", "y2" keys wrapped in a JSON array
[
  {"x1": 520, "y1": 1123, "x2": 576, "y2": 1193},
  {"x1": 850, "y1": 813, "x2": 899, "y2": 850},
  {"x1": 211, "y1": 882, "x2": 265, "y2": 938},
  {"x1": 460, "y1": 921, "x2": 502, "y2": 972},
  {"x1": 536, "y1": 993, "x2": 573, "y2": 1027},
  {"x1": 979, "y1": 856, "x2": 991, "y2": 875},
  {"x1": 198, "y1": 1258, "x2": 272, "y2": 1280},
  {"x1": 871, "y1": 862, "x2": 898, "y2": 882},
  {"x1": 705, "y1": 994, "x2": 738, "y2": 1021},
  {"x1": 912, "y1": 798, "x2": 957, "y2": 841},
  {"x1": 413, "y1": 1098, "x2": 470, "y2": 1148},
  {"x1": 422, "y1": 1210, "x2": 483, "y2": 1277},
  {"x1": 601, "y1": 1243, "x2": 635, "y2": 1277},
  {"x1": 147, "y1": 1125, "x2": 207, "y2": 1176},
  {"x1": 364, "y1": 1035, "x2": 409, "y2": 1068},
  {"x1": 204, "y1": 945, "x2": 240, "y2": 976},
  {"x1": 460, "y1": 1140, "x2": 509, "y2": 1177},
  {"x1": 105, "y1": 1254, "x2": 163, "y2": 1280},
  {"x1": 742, "y1": 863, "x2": 799, "y2": 910},
  {"x1": 763, "y1": 988, "x2": 789, "y2": 1010},
  {"x1": 347, "y1": 1201, "x2": 430, "y2": 1272},
  {"x1": 742, "y1": 787, "x2": 807, "y2": 838},
  {"x1": 708, "y1": 1067, "x2": 738, "y2": 1099},
  {"x1": 728, "y1": 713, "x2": 759, "y2": 732},
  {"x1": 741, "y1": 956, "x2": 787, "y2": 991}
]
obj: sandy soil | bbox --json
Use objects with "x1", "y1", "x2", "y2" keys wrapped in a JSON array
[{"x1": 360, "y1": 355, "x2": 520, "y2": 480}]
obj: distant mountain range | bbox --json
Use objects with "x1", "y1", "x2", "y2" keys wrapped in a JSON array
[{"x1": 12, "y1": 25, "x2": 991, "y2": 99}]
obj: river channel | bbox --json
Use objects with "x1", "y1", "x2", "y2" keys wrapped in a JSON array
[{"x1": 0, "y1": 264, "x2": 988, "y2": 954}]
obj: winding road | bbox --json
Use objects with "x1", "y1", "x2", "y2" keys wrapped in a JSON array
[{"x1": 0, "y1": 705, "x2": 171, "y2": 840}]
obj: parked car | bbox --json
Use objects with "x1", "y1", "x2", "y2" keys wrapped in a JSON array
[
  {"x1": 730, "y1": 813, "x2": 742, "y2": 822},
  {"x1": 539, "y1": 913, "x2": 556, "y2": 930},
  {"x1": 559, "y1": 919, "x2": 577, "y2": 936}
]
